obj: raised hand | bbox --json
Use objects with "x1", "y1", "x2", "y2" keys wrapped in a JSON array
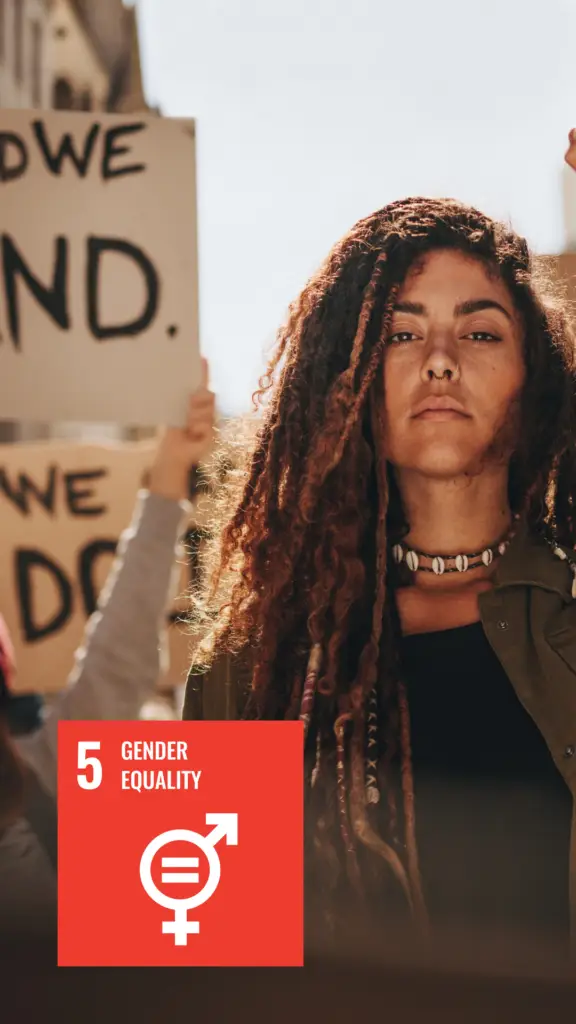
[
  {"x1": 565, "y1": 129, "x2": 576, "y2": 172},
  {"x1": 148, "y1": 358, "x2": 216, "y2": 502}
]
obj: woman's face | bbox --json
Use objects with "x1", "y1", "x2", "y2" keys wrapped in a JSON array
[{"x1": 383, "y1": 249, "x2": 525, "y2": 479}]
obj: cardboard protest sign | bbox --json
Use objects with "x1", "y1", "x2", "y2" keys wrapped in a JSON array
[
  {"x1": 0, "y1": 110, "x2": 200, "y2": 425},
  {"x1": 0, "y1": 441, "x2": 209, "y2": 695}
]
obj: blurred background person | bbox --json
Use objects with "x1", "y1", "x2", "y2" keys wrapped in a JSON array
[{"x1": 0, "y1": 365, "x2": 215, "y2": 938}]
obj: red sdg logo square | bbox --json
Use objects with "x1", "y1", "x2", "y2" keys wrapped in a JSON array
[{"x1": 58, "y1": 721, "x2": 303, "y2": 967}]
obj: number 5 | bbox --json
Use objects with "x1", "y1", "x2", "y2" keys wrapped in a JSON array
[{"x1": 77, "y1": 741, "x2": 102, "y2": 790}]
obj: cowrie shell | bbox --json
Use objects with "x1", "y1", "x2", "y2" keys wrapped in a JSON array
[{"x1": 406, "y1": 550, "x2": 419, "y2": 571}]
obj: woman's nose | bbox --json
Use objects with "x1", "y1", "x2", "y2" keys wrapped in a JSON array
[{"x1": 421, "y1": 341, "x2": 461, "y2": 384}]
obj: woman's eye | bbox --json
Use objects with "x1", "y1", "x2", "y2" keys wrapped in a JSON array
[
  {"x1": 388, "y1": 331, "x2": 417, "y2": 344},
  {"x1": 465, "y1": 331, "x2": 501, "y2": 343}
]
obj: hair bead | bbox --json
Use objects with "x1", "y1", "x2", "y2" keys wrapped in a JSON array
[
  {"x1": 365, "y1": 687, "x2": 380, "y2": 805},
  {"x1": 299, "y1": 643, "x2": 322, "y2": 740}
]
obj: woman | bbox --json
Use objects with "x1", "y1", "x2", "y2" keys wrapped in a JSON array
[
  {"x1": 185, "y1": 136, "x2": 576, "y2": 960},
  {"x1": 0, "y1": 369, "x2": 215, "y2": 938}
]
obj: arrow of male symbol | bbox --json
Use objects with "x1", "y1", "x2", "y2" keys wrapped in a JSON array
[
  {"x1": 205, "y1": 813, "x2": 239, "y2": 847},
  {"x1": 139, "y1": 813, "x2": 239, "y2": 945}
]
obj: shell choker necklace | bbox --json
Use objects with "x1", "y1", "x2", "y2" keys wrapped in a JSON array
[{"x1": 391, "y1": 520, "x2": 518, "y2": 576}]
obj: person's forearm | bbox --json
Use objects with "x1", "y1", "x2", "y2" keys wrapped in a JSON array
[{"x1": 16, "y1": 490, "x2": 189, "y2": 796}]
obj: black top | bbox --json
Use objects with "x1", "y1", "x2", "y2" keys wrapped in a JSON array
[{"x1": 399, "y1": 622, "x2": 572, "y2": 945}]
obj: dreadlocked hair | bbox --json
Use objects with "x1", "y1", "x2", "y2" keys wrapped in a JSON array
[{"x1": 192, "y1": 196, "x2": 576, "y2": 936}]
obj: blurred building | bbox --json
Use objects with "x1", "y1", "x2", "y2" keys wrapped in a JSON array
[
  {"x1": 47, "y1": 0, "x2": 149, "y2": 114},
  {"x1": 0, "y1": 0, "x2": 52, "y2": 108},
  {"x1": 0, "y1": 0, "x2": 149, "y2": 114}
]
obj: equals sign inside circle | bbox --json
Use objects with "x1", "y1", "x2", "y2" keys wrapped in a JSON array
[{"x1": 161, "y1": 856, "x2": 200, "y2": 884}]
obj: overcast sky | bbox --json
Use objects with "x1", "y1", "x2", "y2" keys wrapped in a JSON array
[{"x1": 137, "y1": 0, "x2": 576, "y2": 414}]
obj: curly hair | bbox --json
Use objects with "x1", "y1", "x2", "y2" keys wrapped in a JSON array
[{"x1": 192, "y1": 196, "x2": 576, "y2": 935}]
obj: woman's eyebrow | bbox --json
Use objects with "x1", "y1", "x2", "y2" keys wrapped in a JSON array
[
  {"x1": 392, "y1": 298, "x2": 513, "y2": 322},
  {"x1": 392, "y1": 301, "x2": 426, "y2": 315},
  {"x1": 454, "y1": 298, "x2": 513, "y2": 322}
]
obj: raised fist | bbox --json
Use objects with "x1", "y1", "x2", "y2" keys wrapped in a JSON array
[{"x1": 565, "y1": 129, "x2": 576, "y2": 172}]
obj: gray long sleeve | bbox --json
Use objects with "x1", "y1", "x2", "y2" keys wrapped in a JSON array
[{"x1": 15, "y1": 490, "x2": 189, "y2": 798}]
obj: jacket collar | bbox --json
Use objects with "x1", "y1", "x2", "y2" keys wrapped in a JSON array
[{"x1": 492, "y1": 519, "x2": 573, "y2": 601}]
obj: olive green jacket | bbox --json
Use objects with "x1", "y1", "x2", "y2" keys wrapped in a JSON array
[{"x1": 182, "y1": 522, "x2": 576, "y2": 941}]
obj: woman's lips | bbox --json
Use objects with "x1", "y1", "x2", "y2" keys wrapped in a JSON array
[
  {"x1": 411, "y1": 397, "x2": 471, "y2": 420},
  {"x1": 414, "y1": 409, "x2": 470, "y2": 421}
]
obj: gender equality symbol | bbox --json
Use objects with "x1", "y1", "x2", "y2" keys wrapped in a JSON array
[{"x1": 139, "y1": 813, "x2": 238, "y2": 945}]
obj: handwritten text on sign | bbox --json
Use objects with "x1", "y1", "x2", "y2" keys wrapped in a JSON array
[
  {"x1": 0, "y1": 110, "x2": 200, "y2": 425},
  {"x1": 58, "y1": 721, "x2": 304, "y2": 967},
  {"x1": 0, "y1": 441, "x2": 209, "y2": 694}
]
